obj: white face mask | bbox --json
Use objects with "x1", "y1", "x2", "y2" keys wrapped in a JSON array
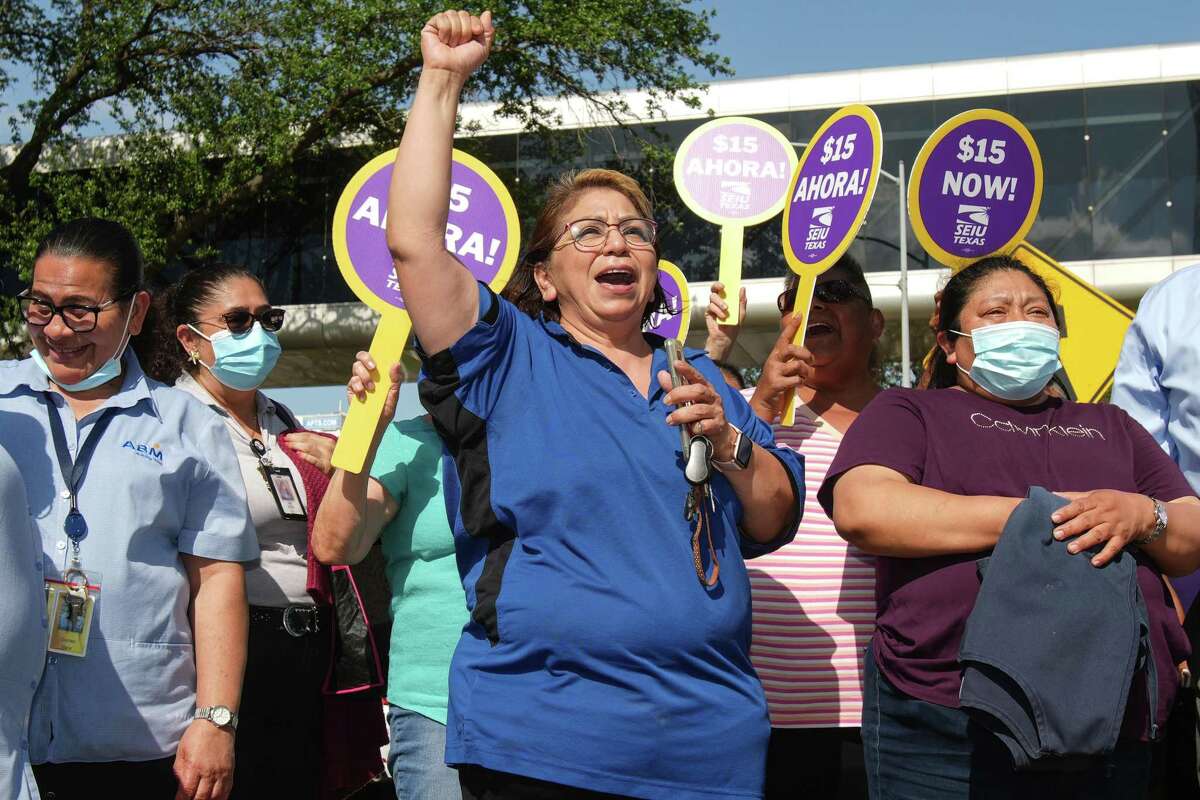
[
  {"x1": 187, "y1": 322, "x2": 282, "y2": 391},
  {"x1": 952, "y1": 320, "x2": 1062, "y2": 401},
  {"x1": 31, "y1": 304, "x2": 134, "y2": 393}
]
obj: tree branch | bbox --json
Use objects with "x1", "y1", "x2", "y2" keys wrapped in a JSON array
[
  {"x1": 1, "y1": 3, "x2": 256, "y2": 200},
  {"x1": 162, "y1": 54, "x2": 422, "y2": 259}
]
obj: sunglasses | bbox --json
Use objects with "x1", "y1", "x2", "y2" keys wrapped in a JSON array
[
  {"x1": 195, "y1": 307, "x2": 286, "y2": 334},
  {"x1": 776, "y1": 279, "x2": 871, "y2": 315}
]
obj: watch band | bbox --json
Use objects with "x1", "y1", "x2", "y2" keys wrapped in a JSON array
[
  {"x1": 194, "y1": 705, "x2": 239, "y2": 731},
  {"x1": 713, "y1": 425, "x2": 752, "y2": 472}
]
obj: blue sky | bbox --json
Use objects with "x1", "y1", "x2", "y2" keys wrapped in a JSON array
[{"x1": 700, "y1": 0, "x2": 1200, "y2": 79}]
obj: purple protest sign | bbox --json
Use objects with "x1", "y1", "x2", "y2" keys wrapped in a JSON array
[
  {"x1": 673, "y1": 117, "x2": 797, "y2": 326},
  {"x1": 782, "y1": 106, "x2": 882, "y2": 274},
  {"x1": 333, "y1": 148, "x2": 520, "y2": 314},
  {"x1": 644, "y1": 260, "x2": 691, "y2": 341},
  {"x1": 908, "y1": 109, "x2": 1044, "y2": 269},
  {"x1": 673, "y1": 117, "x2": 798, "y2": 226},
  {"x1": 777, "y1": 106, "x2": 882, "y2": 427},
  {"x1": 329, "y1": 148, "x2": 520, "y2": 475}
]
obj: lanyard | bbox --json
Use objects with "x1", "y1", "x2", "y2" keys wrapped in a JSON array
[{"x1": 44, "y1": 395, "x2": 119, "y2": 554}]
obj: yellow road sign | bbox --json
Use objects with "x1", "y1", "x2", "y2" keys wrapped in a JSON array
[{"x1": 1008, "y1": 241, "x2": 1133, "y2": 403}]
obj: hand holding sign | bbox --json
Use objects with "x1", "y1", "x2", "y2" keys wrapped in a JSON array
[
  {"x1": 703, "y1": 282, "x2": 746, "y2": 362},
  {"x1": 331, "y1": 148, "x2": 519, "y2": 473},
  {"x1": 750, "y1": 313, "x2": 814, "y2": 423},
  {"x1": 674, "y1": 117, "x2": 798, "y2": 325},
  {"x1": 345, "y1": 353, "x2": 404, "y2": 420},
  {"x1": 779, "y1": 105, "x2": 882, "y2": 425}
]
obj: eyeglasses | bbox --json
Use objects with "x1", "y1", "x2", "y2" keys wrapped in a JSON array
[
  {"x1": 776, "y1": 279, "x2": 871, "y2": 315},
  {"x1": 555, "y1": 218, "x2": 657, "y2": 252},
  {"x1": 194, "y1": 307, "x2": 286, "y2": 334},
  {"x1": 18, "y1": 291, "x2": 132, "y2": 333}
]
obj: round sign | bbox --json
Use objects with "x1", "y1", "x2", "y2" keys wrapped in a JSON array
[
  {"x1": 332, "y1": 148, "x2": 521, "y2": 314},
  {"x1": 673, "y1": 116, "x2": 799, "y2": 226},
  {"x1": 644, "y1": 260, "x2": 691, "y2": 341},
  {"x1": 782, "y1": 105, "x2": 883, "y2": 275},
  {"x1": 908, "y1": 109, "x2": 1043, "y2": 269}
]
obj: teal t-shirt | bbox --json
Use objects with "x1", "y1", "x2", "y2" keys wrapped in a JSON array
[{"x1": 369, "y1": 415, "x2": 466, "y2": 725}]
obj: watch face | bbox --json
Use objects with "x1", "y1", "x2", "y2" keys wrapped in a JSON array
[
  {"x1": 735, "y1": 428, "x2": 753, "y2": 468},
  {"x1": 210, "y1": 707, "x2": 232, "y2": 726}
]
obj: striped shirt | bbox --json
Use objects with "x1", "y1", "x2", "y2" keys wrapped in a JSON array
[{"x1": 746, "y1": 394, "x2": 876, "y2": 728}]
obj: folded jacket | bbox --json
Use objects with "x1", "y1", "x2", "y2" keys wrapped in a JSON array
[{"x1": 959, "y1": 486, "x2": 1156, "y2": 769}]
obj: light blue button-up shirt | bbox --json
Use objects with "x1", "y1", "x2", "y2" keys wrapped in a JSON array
[
  {"x1": 0, "y1": 444, "x2": 43, "y2": 799},
  {"x1": 0, "y1": 352, "x2": 257, "y2": 764},
  {"x1": 1113, "y1": 262, "x2": 1200, "y2": 607}
]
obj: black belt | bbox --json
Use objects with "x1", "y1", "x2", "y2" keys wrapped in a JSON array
[{"x1": 248, "y1": 604, "x2": 330, "y2": 637}]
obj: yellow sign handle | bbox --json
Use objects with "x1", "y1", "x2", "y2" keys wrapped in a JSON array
[
  {"x1": 331, "y1": 313, "x2": 413, "y2": 474},
  {"x1": 718, "y1": 225, "x2": 746, "y2": 326},
  {"x1": 779, "y1": 274, "x2": 816, "y2": 427}
]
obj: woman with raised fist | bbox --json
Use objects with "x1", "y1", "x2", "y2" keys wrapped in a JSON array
[{"x1": 377, "y1": 9, "x2": 805, "y2": 799}]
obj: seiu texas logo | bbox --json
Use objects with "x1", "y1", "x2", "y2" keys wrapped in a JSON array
[{"x1": 122, "y1": 440, "x2": 164, "y2": 464}]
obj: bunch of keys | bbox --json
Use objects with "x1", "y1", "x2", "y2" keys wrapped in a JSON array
[
  {"x1": 62, "y1": 568, "x2": 90, "y2": 629},
  {"x1": 665, "y1": 340, "x2": 716, "y2": 523},
  {"x1": 46, "y1": 561, "x2": 100, "y2": 657},
  {"x1": 684, "y1": 478, "x2": 716, "y2": 523}
]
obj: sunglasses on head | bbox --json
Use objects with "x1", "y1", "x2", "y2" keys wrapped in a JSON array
[
  {"x1": 776, "y1": 279, "x2": 870, "y2": 315},
  {"x1": 196, "y1": 307, "x2": 286, "y2": 334}
]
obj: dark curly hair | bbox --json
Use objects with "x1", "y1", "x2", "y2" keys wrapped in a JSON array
[{"x1": 134, "y1": 263, "x2": 261, "y2": 385}]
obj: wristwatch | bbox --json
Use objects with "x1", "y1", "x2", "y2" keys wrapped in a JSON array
[
  {"x1": 194, "y1": 705, "x2": 238, "y2": 731},
  {"x1": 1137, "y1": 498, "x2": 1168, "y2": 546},
  {"x1": 713, "y1": 425, "x2": 753, "y2": 473}
]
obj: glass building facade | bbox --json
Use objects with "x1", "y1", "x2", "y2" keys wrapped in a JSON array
[{"x1": 213, "y1": 78, "x2": 1200, "y2": 305}]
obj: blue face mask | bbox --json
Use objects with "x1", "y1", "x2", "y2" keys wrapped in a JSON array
[
  {"x1": 189, "y1": 321, "x2": 282, "y2": 391},
  {"x1": 953, "y1": 320, "x2": 1062, "y2": 401},
  {"x1": 31, "y1": 304, "x2": 134, "y2": 393}
]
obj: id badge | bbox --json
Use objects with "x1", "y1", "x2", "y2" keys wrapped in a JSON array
[
  {"x1": 262, "y1": 466, "x2": 307, "y2": 521},
  {"x1": 44, "y1": 569, "x2": 101, "y2": 657}
]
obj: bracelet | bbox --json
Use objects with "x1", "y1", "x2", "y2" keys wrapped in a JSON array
[{"x1": 1136, "y1": 498, "x2": 1168, "y2": 546}]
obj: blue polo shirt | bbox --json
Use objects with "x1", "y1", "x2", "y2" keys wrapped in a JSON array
[
  {"x1": 420, "y1": 285, "x2": 804, "y2": 799},
  {"x1": 0, "y1": 353, "x2": 257, "y2": 764}
]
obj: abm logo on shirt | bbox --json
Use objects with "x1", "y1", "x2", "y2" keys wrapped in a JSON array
[{"x1": 122, "y1": 440, "x2": 164, "y2": 464}]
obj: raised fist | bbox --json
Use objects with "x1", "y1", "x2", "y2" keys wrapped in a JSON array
[{"x1": 421, "y1": 9, "x2": 495, "y2": 78}]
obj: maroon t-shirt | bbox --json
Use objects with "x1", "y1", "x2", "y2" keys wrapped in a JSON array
[{"x1": 818, "y1": 387, "x2": 1194, "y2": 735}]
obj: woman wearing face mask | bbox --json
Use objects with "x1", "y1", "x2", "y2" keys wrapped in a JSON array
[
  {"x1": 369, "y1": 10, "x2": 804, "y2": 799},
  {"x1": 819, "y1": 256, "x2": 1200, "y2": 798},
  {"x1": 2, "y1": 219, "x2": 257, "y2": 800},
  {"x1": 139, "y1": 264, "x2": 388, "y2": 800}
]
